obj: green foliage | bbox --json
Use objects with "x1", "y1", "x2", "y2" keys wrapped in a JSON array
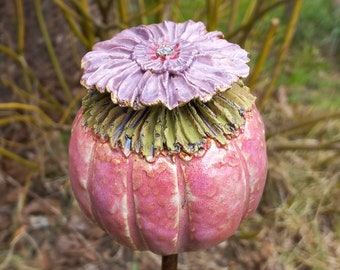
[
  {"x1": 294, "y1": 0, "x2": 340, "y2": 53},
  {"x1": 279, "y1": 45, "x2": 340, "y2": 109}
]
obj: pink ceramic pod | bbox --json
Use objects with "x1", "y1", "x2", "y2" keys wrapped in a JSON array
[{"x1": 69, "y1": 20, "x2": 267, "y2": 256}]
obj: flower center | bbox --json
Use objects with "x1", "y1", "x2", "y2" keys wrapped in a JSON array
[
  {"x1": 132, "y1": 41, "x2": 196, "y2": 74},
  {"x1": 151, "y1": 43, "x2": 180, "y2": 62},
  {"x1": 156, "y1": 44, "x2": 174, "y2": 57}
]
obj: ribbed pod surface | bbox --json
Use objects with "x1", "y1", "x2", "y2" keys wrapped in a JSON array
[{"x1": 69, "y1": 107, "x2": 267, "y2": 255}]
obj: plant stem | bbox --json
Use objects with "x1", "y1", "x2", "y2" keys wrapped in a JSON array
[
  {"x1": 266, "y1": 111, "x2": 340, "y2": 139},
  {"x1": 258, "y1": 0, "x2": 303, "y2": 109},
  {"x1": 161, "y1": 254, "x2": 178, "y2": 270},
  {"x1": 15, "y1": 0, "x2": 25, "y2": 54},
  {"x1": 0, "y1": 147, "x2": 39, "y2": 170},
  {"x1": 34, "y1": 0, "x2": 73, "y2": 101},
  {"x1": 227, "y1": 0, "x2": 239, "y2": 35},
  {"x1": 248, "y1": 18, "x2": 280, "y2": 89},
  {"x1": 226, "y1": 0, "x2": 287, "y2": 40},
  {"x1": 206, "y1": 0, "x2": 220, "y2": 31},
  {"x1": 118, "y1": 0, "x2": 129, "y2": 27}
]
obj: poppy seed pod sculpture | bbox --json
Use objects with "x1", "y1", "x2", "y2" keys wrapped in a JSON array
[{"x1": 69, "y1": 20, "x2": 267, "y2": 260}]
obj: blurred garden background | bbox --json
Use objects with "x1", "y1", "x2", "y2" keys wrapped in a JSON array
[{"x1": 0, "y1": 0, "x2": 339, "y2": 269}]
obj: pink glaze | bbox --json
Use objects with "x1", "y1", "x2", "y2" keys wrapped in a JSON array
[{"x1": 69, "y1": 107, "x2": 267, "y2": 255}]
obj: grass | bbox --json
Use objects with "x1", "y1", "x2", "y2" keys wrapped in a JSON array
[
  {"x1": 279, "y1": 45, "x2": 340, "y2": 109},
  {"x1": 0, "y1": 0, "x2": 339, "y2": 269}
]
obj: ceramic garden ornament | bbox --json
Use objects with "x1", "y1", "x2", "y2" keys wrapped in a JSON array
[{"x1": 69, "y1": 20, "x2": 267, "y2": 256}]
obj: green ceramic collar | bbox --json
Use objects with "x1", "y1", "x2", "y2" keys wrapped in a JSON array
[{"x1": 81, "y1": 81, "x2": 255, "y2": 162}]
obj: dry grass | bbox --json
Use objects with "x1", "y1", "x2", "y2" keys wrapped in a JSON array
[{"x1": 1, "y1": 0, "x2": 339, "y2": 269}]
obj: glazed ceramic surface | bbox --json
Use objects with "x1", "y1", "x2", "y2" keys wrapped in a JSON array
[{"x1": 69, "y1": 106, "x2": 267, "y2": 255}]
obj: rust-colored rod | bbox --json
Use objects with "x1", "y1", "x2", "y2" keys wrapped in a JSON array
[{"x1": 161, "y1": 254, "x2": 178, "y2": 270}]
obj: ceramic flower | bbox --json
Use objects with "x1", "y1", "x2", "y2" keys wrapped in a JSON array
[
  {"x1": 69, "y1": 20, "x2": 267, "y2": 256},
  {"x1": 81, "y1": 20, "x2": 250, "y2": 110}
]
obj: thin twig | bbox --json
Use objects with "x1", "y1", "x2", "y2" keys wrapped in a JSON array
[
  {"x1": 137, "y1": 0, "x2": 148, "y2": 24},
  {"x1": 0, "y1": 102, "x2": 55, "y2": 125},
  {"x1": 248, "y1": 18, "x2": 280, "y2": 89},
  {"x1": 226, "y1": 0, "x2": 288, "y2": 40},
  {"x1": 34, "y1": 0, "x2": 73, "y2": 101},
  {"x1": 0, "y1": 46, "x2": 63, "y2": 110},
  {"x1": 266, "y1": 111, "x2": 340, "y2": 139},
  {"x1": 270, "y1": 140, "x2": 340, "y2": 151},
  {"x1": 227, "y1": 0, "x2": 239, "y2": 35},
  {"x1": 206, "y1": 0, "x2": 220, "y2": 31},
  {"x1": 15, "y1": 0, "x2": 25, "y2": 54},
  {"x1": 0, "y1": 147, "x2": 39, "y2": 170},
  {"x1": 1, "y1": 78, "x2": 61, "y2": 110},
  {"x1": 118, "y1": 0, "x2": 129, "y2": 27}
]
